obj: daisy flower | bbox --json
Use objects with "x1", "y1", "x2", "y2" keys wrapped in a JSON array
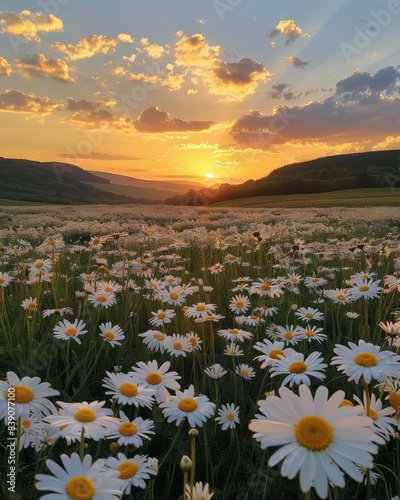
[
  {"x1": 148, "y1": 308, "x2": 175, "y2": 327},
  {"x1": 294, "y1": 307, "x2": 324, "y2": 322},
  {"x1": 97, "y1": 280, "x2": 123, "y2": 294},
  {"x1": 186, "y1": 331, "x2": 202, "y2": 351},
  {"x1": 236, "y1": 364, "x2": 256, "y2": 380},
  {"x1": 98, "y1": 322, "x2": 125, "y2": 347},
  {"x1": 253, "y1": 339, "x2": 297, "y2": 369},
  {"x1": 21, "y1": 296, "x2": 38, "y2": 311},
  {"x1": 224, "y1": 342, "x2": 244, "y2": 357},
  {"x1": 345, "y1": 311, "x2": 360, "y2": 319},
  {"x1": 138, "y1": 329, "x2": 166, "y2": 352},
  {"x1": 157, "y1": 286, "x2": 188, "y2": 306},
  {"x1": 185, "y1": 481, "x2": 214, "y2": 500},
  {"x1": 164, "y1": 334, "x2": 193, "y2": 357},
  {"x1": 304, "y1": 276, "x2": 328, "y2": 288},
  {"x1": 295, "y1": 325, "x2": 327, "y2": 343},
  {"x1": 107, "y1": 411, "x2": 155, "y2": 447},
  {"x1": 184, "y1": 302, "x2": 217, "y2": 319},
  {"x1": 42, "y1": 307, "x2": 73, "y2": 318},
  {"x1": 160, "y1": 384, "x2": 215, "y2": 428},
  {"x1": 194, "y1": 313, "x2": 226, "y2": 323},
  {"x1": 249, "y1": 278, "x2": 283, "y2": 298},
  {"x1": 217, "y1": 327, "x2": 253, "y2": 342},
  {"x1": 45, "y1": 400, "x2": 119, "y2": 442},
  {"x1": 204, "y1": 364, "x2": 228, "y2": 379},
  {"x1": 249, "y1": 384, "x2": 384, "y2": 499},
  {"x1": 271, "y1": 325, "x2": 305, "y2": 346},
  {"x1": 129, "y1": 360, "x2": 181, "y2": 403},
  {"x1": 229, "y1": 294, "x2": 251, "y2": 315},
  {"x1": 0, "y1": 271, "x2": 13, "y2": 287},
  {"x1": 102, "y1": 453, "x2": 156, "y2": 494},
  {"x1": 53, "y1": 319, "x2": 87, "y2": 344},
  {"x1": 349, "y1": 278, "x2": 382, "y2": 300},
  {"x1": 35, "y1": 452, "x2": 122, "y2": 499},
  {"x1": 209, "y1": 262, "x2": 224, "y2": 274},
  {"x1": 353, "y1": 392, "x2": 397, "y2": 442},
  {"x1": 18, "y1": 410, "x2": 47, "y2": 451},
  {"x1": 102, "y1": 372, "x2": 155, "y2": 409},
  {"x1": 331, "y1": 339, "x2": 400, "y2": 384},
  {"x1": 29, "y1": 258, "x2": 52, "y2": 273},
  {"x1": 324, "y1": 288, "x2": 353, "y2": 304},
  {"x1": 270, "y1": 351, "x2": 327, "y2": 387},
  {"x1": 224, "y1": 254, "x2": 241, "y2": 265},
  {"x1": 87, "y1": 292, "x2": 117, "y2": 308},
  {"x1": 215, "y1": 403, "x2": 240, "y2": 430},
  {"x1": 0, "y1": 371, "x2": 59, "y2": 423}
]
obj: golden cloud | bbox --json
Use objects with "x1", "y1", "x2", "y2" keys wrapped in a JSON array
[
  {"x1": 52, "y1": 33, "x2": 131, "y2": 61},
  {"x1": 268, "y1": 20, "x2": 310, "y2": 46},
  {"x1": 0, "y1": 10, "x2": 63, "y2": 42},
  {"x1": 0, "y1": 57, "x2": 12, "y2": 77},
  {"x1": 0, "y1": 89, "x2": 58, "y2": 114},
  {"x1": 134, "y1": 105, "x2": 214, "y2": 132},
  {"x1": 15, "y1": 53, "x2": 75, "y2": 82},
  {"x1": 140, "y1": 37, "x2": 166, "y2": 59}
]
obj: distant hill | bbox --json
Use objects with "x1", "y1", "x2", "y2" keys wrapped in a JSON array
[
  {"x1": 0, "y1": 157, "x2": 155, "y2": 205},
  {"x1": 165, "y1": 150, "x2": 400, "y2": 205}
]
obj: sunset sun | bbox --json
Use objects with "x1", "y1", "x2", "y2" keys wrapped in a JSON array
[{"x1": 205, "y1": 172, "x2": 214, "y2": 180}]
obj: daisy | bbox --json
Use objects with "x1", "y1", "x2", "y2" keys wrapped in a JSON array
[
  {"x1": 0, "y1": 371, "x2": 59, "y2": 423},
  {"x1": 160, "y1": 384, "x2": 215, "y2": 428},
  {"x1": 243, "y1": 314, "x2": 265, "y2": 327},
  {"x1": 249, "y1": 384, "x2": 384, "y2": 499},
  {"x1": 129, "y1": 360, "x2": 181, "y2": 403},
  {"x1": 35, "y1": 452, "x2": 122, "y2": 499},
  {"x1": 21, "y1": 296, "x2": 38, "y2": 311},
  {"x1": 185, "y1": 481, "x2": 214, "y2": 500},
  {"x1": 18, "y1": 410, "x2": 47, "y2": 451},
  {"x1": 102, "y1": 453, "x2": 156, "y2": 494},
  {"x1": 102, "y1": 372, "x2": 155, "y2": 409},
  {"x1": 224, "y1": 254, "x2": 241, "y2": 264},
  {"x1": 217, "y1": 327, "x2": 253, "y2": 342},
  {"x1": 294, "y1": 307, "x2": 324, "y2": 322},
  {"x1": 224, "y1": 342, "x2": 244, "y2": 357},
  {"x1": 97, "y1": 280, "x2": 123, "y2": 294},
  {"x1": 271, "y1": 325, "x2": 305, "y2": 346},
  {"x1": 45, "y1": 401, "x2": 119, "y2": 442},
  {"x1": 253, "y1": 339, "x2": 297, "y2": 369},
  {"x1": 304, "y1": 276, "x2": 328, "y2": 288},
  {"x1": 157, "y1": 286, "x2": 188, "y2": 306},
  {"x1": 163, "y1": 275, "x2": 182, "y2": 286},
  {"x1": 107, "y1": 411, "x2": 155, "y2": 447},
  {"x1": 138, "y1": 329, "x2": 166, "y2": 352},
  {"x1": 331, "y1": 339, "x2": 400, "y2": 384},
  {"x1": 0, "y1": 271, "x2": 13, "y2": 287},
  {"x1": 295, "y1": 325, "x2": 327, "y2": 343},
  {"x1": 270, "y1": 351, "x2": 327, "y2": 387},
  {"x1": 324, "y1": 288, "x2": 353, "y2": 304},
  {"x1": 249, "y1": 278, "x2": 283, "y2": 298},
  {"x1": 383, "y1": 274, "x2": 400, "y2": 292},
  {"x1": 204, "y1": 364, "x2": 228, "y2": 379},
  {"x1": 87, "y1": 292, "x2": 117, "y2": 309},
  {"x1": 98, "y1": 322, "x2": 125, "y2": 347},
  {"x1": 194, "y1": 313, "x2": 225, "y2": 323},
  {"x1": 229, "y1": 294, "x2": 251, "y2": 315},
  {"x1": 42, "y1": 307, "x2": 73, "y2": 318},
  {"x1": 184, "y1": 302, "x2": 217, "y2": 320},
  {"x1": 353, "y1": 392, "x2": 397, "y2": 442},
  {"x1": 349, "y1": 278, "x2": 382, "y2": 300},
  {"x1": 38, "y1": 236, "x2": 65, "y2": 253},
  {"x1": 208, "y1": 262, "x2": 224, "y2": 274},
  {"x1": 186, "y1": 331, "x2": 202, "y2": 351},
  {"x1": 215, "y1": 403, "x2": 240, "y2": 430},
  {"x1": 345, "y1": 311, "x2": 360, "y2": 319},
  {"x1": 29, "y1": 258, "x2": 52, "y2": 273},
  {"x1": 53, "y1": 319, "x2": 87, "y2": 344},
  {"x1": 236, "y1": 364, "x2": 256, "y2": 380},
  {"x1": 148, "y1": 308, "x2": 175, "y2": 327},
  {"x1": 164, "y1": 334, "x2": 193, "y2": 357}
]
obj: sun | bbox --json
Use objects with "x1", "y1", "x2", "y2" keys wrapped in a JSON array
[{"x1": 204, "y1": 172, "x2": 214, "y2": 180}]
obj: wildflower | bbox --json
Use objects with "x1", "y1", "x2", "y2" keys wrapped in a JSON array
[
  {"x1": 107, "y1": 411, "x2": 155, "y2": 447},
  {"x1": 353, "y1": 393, "x2": 397, "y2": 442},
  {"x1": 345, "y1": 311, "x2": 360, "y2": 319},
  {"x1": 139, "y1": 329, "x2": 166, "y2": 352},
  {"x1": 87, "y1": 292, "x2": 117, "y2": 308},
  {"x1": 217, "y1": 327, "x2": 253, "y2": 342},
  {"x1": 42, "y1": 307, "x2": 73, "y2": 318},
  {"x1": 249, "y1": 384, "x2": 384, "y2": 499},
  {"x1": 224, "y1": 342, "x2": 244, "y2": 357},
  {"x1": 331, "y1": 339, "x2": 400, "y2": 384},
  {"x1": 29, "y1": 258, "x2": 52, "y2": 273},
  {"x1": 102, "y1": 372, "x2": 155, "y2": 409},
  {"x1": 229, "y1": 294, "x2": 251, "y2": 315},
  {"x1": 186, "y1": 331, "x2": 202, "y2": 351},
  {"x1": 160, "y1": 384, "x2": 215, "y2": 428},
  {"x1": 53, "y1": 319, "x2": 87, "y2": 344},
  {"x1": 271, "y1": 325, "x2": 305, "y2": 346},
  {"x1": 158, "y1": 286, "x2": 188, "y2": 306},
  {"x1": 208, "y1": 262, "x2": 224, "y2": 274},
  {"x1": 18, "y1": 410, "x2": 46, "y2": 451},
  {"x1": 164, "y1": 334, "x2": 193, "y2": 357},
  {"x1": 99, "y1": 322, "x2": 125, "y2": 347},
  {"x1": 148, "y1": 308, "x2": 175, "y2": 327},
  {"x1": 249, "y1": 278, "x2": 283, "y2": 298},
  {"x1": 0, "y1": 371, "x2": 59, "y2": 423},
  {"x1": 21, "y1": 296, "x2": 38, "y2": 311},
  {"x1": 97, "y1": 280, "x2": 123, "y2": 294},
  {"x1": 295, "y1": 325, "x2": 327, "y2": 343},
  {"x1": 204, "y1": 364, "x2": 228, "y2": 379},
  {"x1": 270, "y1": 351, "x2": 327, "y2": 387},
  {"x1": 194, "y1": 313, "x2": 225, "y2": 323},
  {"x1": 45, "y1": 401, "x2": 119, "y2": 442},
  {"x1": 215, "y1": 403, "x2": 240, "y2": 430},
  {"x1": 224, "y1": 254, "x2": 241, "y2": 264},
  {"x1": 253, "y1": 339, "x2": 297, "y2": 369},
  {"x1": 236, "y1": 364, "x2": 256, "y2": 380},
  {"x1": 325, "y1": 288, "x2": 353, "y2": 304},
  {"x1": 185, "y1": 481, "x2": 214, "y2": 499},
  {"x1": 185, "y1": 302, "x2": 217, "y2": 319},
  {"x1": 102, "y1": 452, "x2": 156, "y2": 494},
  {"x1": 294, "y1": 307, "x2": 324, "y2": 322},
  {"x1": 349, "y1": 278, "x2": 382, "y2": 300},
  {"x1": 304, "y1": 276, "x2": 328, "y2": 288},
  {"x1": 130, "y1": 360, "x2": 181, "y2": 403},
  {"x1": 38, "y1": 236, "x2": 65, "y2": 252},
  {"x1": 35, "y1": 452, "x2": 122, "y2": 499},
  {"x1": 0, "y1": 271, "x2": 13, "y2": 287}
]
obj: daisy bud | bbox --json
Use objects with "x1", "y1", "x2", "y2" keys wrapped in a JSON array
[
  {"x1": 394, "y1": 432, "x2": 400, "y2": 441},
  {"x1": 188, "y1": 428, "x2": 199, "y2": 438},
  {"x1": 148, "y1": 457, "x2": 159, "y2": 473},
  {"x1": 180, "y1": 455, "x2": 192, "y2": 471},
  {"x1": 109, "y1": 442, "x2": 119, "y2": 453}
]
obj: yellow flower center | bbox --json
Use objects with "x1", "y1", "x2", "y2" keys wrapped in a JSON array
[
  {"x1": 173, "y1": 342, "x2": 183, "y2": 350},
  {"x1": 229, "y1": 255, "x2": 235, "y2": 260},
  {"x1": 178, "y1": 397, "x2": 198, "y2": 413},
  {"x1": 119, "y1": 382, "x2": 138, "y2": 397},
  {"x1": 389, "y1": 390, "x2": 400, "y2": 410},
  {"x1": 65, "y1": 476, "x2": 95, "y2": 500},
  {"x1": 146, "y1": 372, "x2": 162, "y2": 385},
  {"x1": 103, "y1": 286, "x2": 113, "y2": 293},
  {"x1": 358, "y1": 285, "x2": 370, "y2": 292},
  {"x1": 189, "y1": 337, "x2": 197, "y2": 346},
  {"x1": 284, "y1": 332, "x2": 293, "y2": 339},
  {"x1": 8, "y1": 386, "x2": 34, "y2": 404},
  {"x1": 354, "y1": 352, "x2": 378, "y2": 367},
  {"x1": 157, "y1": 313, "x2": 166, "y2": 319},
  {"x1": 311, "y1": 278, "x2": 319, "y2": 283},
  {"x1": 0, "y1": 278, "x2": 4, "y2": 284},
  {"x1": 35, "y1": 262, "x2": 44, "y2": 268},
  {"x1": 218, "y1": 242, "x2": 225, "y2": 248},
  {"x1": 22, "y1": 419, "x2": 31, "y2": 428},
  {"x1": 368, "y1": 408, "x2": 378, "y2": 420},
  {"x1": 47, "y1": 239, "x2": 56, "y2": 246},
  {"x1": 260, "y1": 283, "x2": 271, "y2": 291},
  {"x1": 93, "y1": 238, "x2": 100, "y2": 245},
  {"x1": 339, "y1": 399, "x2": 354, "y2": 407},
  {"x1": 142, "y1": 265, "x2": 149, "y2": 271},
  {"x1": 242, "y1": 370, "x2": 249, "y2": 377},
  {"x1": 229, "y1": 329, "x2": 239, "y2": 335},
  {"x1": 118, "y1": 422, "x2": 138, "y2": 436},
  {"x1": 288, "y1": 361, "x2": 307, "y2": 373},
  {"x1": 305, "y1": 313, "x2": 313, "y2": 319},
  {"x1": 65, "y1": 327, "x2": 77, "y2": 337},
  {"x1": 27, "y1": 302, "x2": 36, "y2": 310},
  {"x1": 337, "y1": 294, "x2": 346, "y2": 301},
  {"x1": 117, "y1": 461, "x2": 139, "y2": 479},
  {"x1": 96, "y1": 295, "x2": 107, "y2": 303},
  {"x1": 236, "y1": 301, "x2": 244, "y2": 308},
  {"x1": 196, "y1": 304, "x2": 205, "y2": 311},
  {"x1": 305, "y1": 330, "x2": 315, "y2": 337},
  {"x1": 74, "y1": 408, "x2": 96, "y2": 422},
  {"x1": 291, "y1": 277, "x2": 298, "y2": 283},
  {"x1": 103, "y1": 331, "x2": 114, "y2": 340},
  {"x1": 226, "y1": 412, "x2": 235, "y2": 421},
  {"x1": 153, "y1": 333, "x2": 165, "y2": 341},
  {"x1": 269, "y1": 349, "x2": 285, "y2": 359},
  {"x1": 295, "y1": 415, "x2": 333, "y2": 451},
  {"x1": 170, "y1": 292, "x2": 179, "y2": 300}
]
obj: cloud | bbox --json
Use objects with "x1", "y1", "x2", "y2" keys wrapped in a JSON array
[
  {"x1": 175, "y1": 33, "x2": 271, "y2": 100},
  {"x1": 140, "y1": 38, "x2": 167, "y2": 59},
  {"x1": 51, "y1": 33, "x2": 131, "y2": 61},
  {"x1": 0, "y1": 10, "x2": 63, "y2": 42},
  {"x1": 0, "y1": 57, "x2": 12, "y2": 77},
  {"x1": 0, "y1": 89, "x2": 58, "y2": 114},
  {"x1": 134, "y1": 105, "x2": 214, "y2": 133},
  {"x1": 111, "y1": 63, "x2": 184, "y2": 92},
  {"x1": 268, "y1": 83, "x2": 296, "y2": 100},
  {"x1": 230, "y1": 66, "x2": 400, "y2": 150},
  {"x1": 284, "y1": 56, "x2": 309, "y2": 69},
  {"x1": 58, "y1": 152, "x2": 142, "y2": 161},
  {"x1": 15, "y1": 53, "x2": 75, "y2": 83},
  {"x1": 268, "y1": 19, "x2": 310, "y2": 46},
  {"x1": 64, "y1": 97, "x2": 134, "y2": 129}
]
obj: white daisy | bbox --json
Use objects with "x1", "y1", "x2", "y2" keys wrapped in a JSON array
[
  {"x1": 87, "y1": 292, "x2": 117, "y2": 308},
  {"x1": 270, "y1": 351, "x2": 328, "y2": 387},
  {"x1": 138, "y1": 329, "x2": 166, "y2": 353},
  {"x1": 353, "y1": 392, "x2": 397, "y2": 442},
  {"x1": 53, "y1": 318, "x2": 87, "y2": 344},
  {"x1": 349, "y1": 278, "x2": 382, "y2": 300},
  {"x1": 294, "y1": 307, "x2": 324, "y2": 322},
  {"x1": 215, "y1": 403, "x2": 240, "y2": 430},
  {"x1": 102, "y1": 452, "x2": 156, "y2": 494},
  {"x1": 224, "y1": 342, "x2": 244, "y2": 357},
  {"x1": 217, "y1": 327, "x2": 253, "y2": 342},
  {"x1": 102, "y1": 372, "x2": 155, "y2": 409},
  {"x1": 229, "y1": 294, "x2": 251, "y2": 315},
  {"x1": 98, "y1": 322, "x2": 125, "y2": 347},
  {"x1": 164, "y1": 334, "x2": 193, "y2": 358},
  {"x1": 253, "y1": 339, "x2": 297, "y2": 369},
  {"x1": 148, "y1": 308, "x2": 176, "y2": 327},
  {"x1": 107, "y1": 411, "x2": 155, "y2": 447},
  {"x1": 204, "y1": 364, "x2": 228, "y2": 379},
  {"x1": 185, "y1": 481, "x2": 214, "y2": 499},
  {"x1": 129, "y1": 360, "x2": 181, "y2": 403},
  {"x1": 236, "y1": 364, "x2": 256, "y2": 380}
]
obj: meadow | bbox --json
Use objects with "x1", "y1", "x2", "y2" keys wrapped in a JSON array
[{"x1": 0, "y1": 204, "x2": 399, "y2": 500}]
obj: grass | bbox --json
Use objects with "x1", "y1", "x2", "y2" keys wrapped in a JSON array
[
  {"x1": 209, "y1": 187, "x2": 400, "y2": 208},
  {"x1": 86, "y1": 182, "x2": 180, "y2": 201}
]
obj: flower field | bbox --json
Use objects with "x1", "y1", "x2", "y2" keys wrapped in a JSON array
[{"x1": 0, "y1": 204, "x2": 400, "y2": 500}]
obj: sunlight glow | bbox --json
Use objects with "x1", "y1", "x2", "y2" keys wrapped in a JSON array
[{"x1": 205, "y1": 172, "x2": 214, "y2": 180}]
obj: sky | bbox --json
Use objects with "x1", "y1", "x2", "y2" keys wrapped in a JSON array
[{"x1": 0, "y1": 1, "x2": 399, "y2": 185}]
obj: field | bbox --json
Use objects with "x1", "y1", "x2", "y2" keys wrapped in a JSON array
[{"x1": 0, "y1": 204, "x2": 399, "y2": 500}]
